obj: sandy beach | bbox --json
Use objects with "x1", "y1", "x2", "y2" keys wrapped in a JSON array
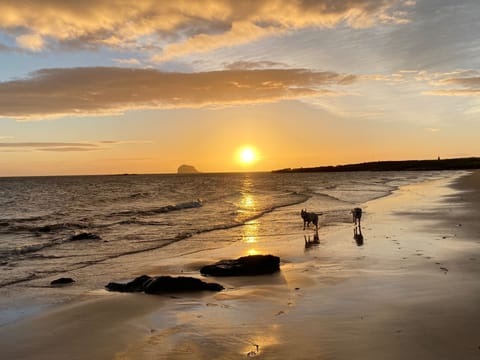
[{"x1": 1, "y1": 171, "x2": 480, "y2": 359}]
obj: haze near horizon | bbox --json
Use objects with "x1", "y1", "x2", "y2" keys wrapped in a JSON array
[{"x1": 0, "y1": 0, "x2": 479, "y2": 176}]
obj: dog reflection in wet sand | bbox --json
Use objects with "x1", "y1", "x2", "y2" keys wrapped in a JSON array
[
  {"x1": 352, "y1": 207, "x2": 364, "y2": 246},
  {"x1": 354, "y1": 226, "x2": 364, "y2": 246},
  {"x1": 305, "y1": 230, "x2": 320, "y2": 249},
  {"x1": 300, "y1": 209, "x2": 319, "y2": 230}
]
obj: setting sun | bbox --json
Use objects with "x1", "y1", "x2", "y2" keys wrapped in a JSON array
[{"x1": 238, "y1": 146, "x2": 258, "y2": 165}]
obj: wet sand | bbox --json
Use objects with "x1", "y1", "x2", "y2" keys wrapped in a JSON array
[{"x1": 1, "y1": 171, "x2": 480, "y2": 359}]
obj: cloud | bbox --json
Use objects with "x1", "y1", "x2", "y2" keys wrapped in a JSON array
[
  {"x1": 0, "y1": 142, "x2": 97, "y2": 148},
  {"x1": 224, "y1": 60, "x2": 288, "y2": 70},
  {"x1": 112, "y1": 58, "x2": 142, "y2": 66},
  {"x1": 150, "y1": 21, "x2": 278, "y2": 62},
  {"x1": 15, "y1": 33, "x2": 44, "y2": 51},
  {"x1": 438, "y1": 76, "x2": 480, "y2": 88},
  {"x1": 0, "y1": 67, "x2": 358, "y2": 119},
  {"x1": 0, "y1": 142, "x2": 105, "y2": 152},
  {"x1": 0, "y1": 1, "x2": 413, "y2": 59},
  {"x1": 0, "y1": 43, "x2": 15, "y2": 52},
  {"x1": 421, "y1": 70, "x2": 480, "y2": 97},
  {"x1": 364, "y1": 69, "x2": 480, "y2": 97},
  {"x1": 376, "y1": 0, "x2": 480, "y2": 71},
  {"x1": 37, "y1": 147, "x2": 101, "y2": 152},
  {"x1": 424, "y1": 89, "x2": 480, "y2": 97}
]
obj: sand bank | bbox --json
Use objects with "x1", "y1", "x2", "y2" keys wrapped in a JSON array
[{"x1": 1, "y1": 171, "x2": 479, "y2": 359}]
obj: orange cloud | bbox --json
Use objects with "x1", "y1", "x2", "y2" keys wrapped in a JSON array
[
  {"x1": 423, "y1": 71, "x2": 480, "y2": 97},
  {"x1": 363, "y1": 69, "x2": 480, "y2": 97},
  {"x1": 0, "y1": 142, "x2": 101, "y2": 152},
  {"x1": 0, "y1": 67, "x2": 357, "y2": 120},
  {"x1": 424, "y1": 89, "x2": 480, "y2": 97},
  {"x1": 0, "y1": 1, "x2": 413, "y2": 58},
  {"x1": 15, "y1": 33, "x2": 44, "y2": 51},
  {"x1": 437, "y1": 76, "x2": 480, "y2": 88}
]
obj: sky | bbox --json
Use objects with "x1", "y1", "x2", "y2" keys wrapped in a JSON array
[{"x1": 0, "y1": 0, "x2": 479, "y2": 176}]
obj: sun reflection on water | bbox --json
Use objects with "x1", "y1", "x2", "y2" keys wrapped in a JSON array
[
  {"x1": 245, "y1": 236, "x2": 256, "y2": 244},
  {"x1": 242, "y1": 194, "x2": 255, "y2": 208},
  {"x1": 242, "y1": 220, "x2": 261, "y2": 255},
  {"x1": 239, "y1": 175, "x2": 256, "y2": 209},
  {"x1": 242, "y1": 220, "x2": 259, "y2": 241}
]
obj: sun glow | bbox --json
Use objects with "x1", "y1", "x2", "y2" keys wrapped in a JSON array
[{"x1": 237, "y1": 146, "x2": 258, "y2": 165}]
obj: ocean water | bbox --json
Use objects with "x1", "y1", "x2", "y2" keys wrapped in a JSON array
[{"x1": 0, "y1": 171, "x2": 449, "y2": 295}]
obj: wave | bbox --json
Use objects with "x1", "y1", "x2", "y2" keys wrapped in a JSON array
[
  {"x1": 2, "y1": 222, "x2": 89, "y2": 234},
  {"x1": 0, "y1": 214, "x2": 51, "y2": 225},
  {"x1": 0, "y1": 192, "x2": 309, "y2": 288},
  {"x1": 119, "y1": 192, "x2": 310, "y2": 248},
  {"x1": 308, "y1": 191, "x2": 353, "y2": 204},
  {"x1": 1, "y1": 193, "x2": 308, "y2": 284},
  {"x1": 128, "y1": 192, "x2": 150, "y2": 199},
  {"x1": 312, "y1": 187, "x2": 394, "y2": 204},
  {"x1": 103, "y1": 191, "x2": 152, "y2": 204},
  {"x1": 0, "y1": 273, "x2": 39, "y2": 287},
  {"x1": 1, "y1": 241, "x2": 60, "y2": 258},
  {"x1": 0, "y1": 230, "x2": 103, "y2": 260},
  {"x1": 111, "y1": 199, "x2": 203, "y2": 217},
  {"x1": 114, "y1": 219, "x2": 170, "y2": 226}
]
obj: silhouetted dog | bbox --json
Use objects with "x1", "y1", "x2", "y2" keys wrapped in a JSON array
[
  {"x1": 352, "y1": 207, "x2": 362, "y2": 225},
  {"x1": 301, "y1": 209, "x2": 318, "y2": 230}
]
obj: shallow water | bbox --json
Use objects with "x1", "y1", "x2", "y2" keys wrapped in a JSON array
[{"x1": 0, "y1": 171, "x2": 448, "y2": 293}]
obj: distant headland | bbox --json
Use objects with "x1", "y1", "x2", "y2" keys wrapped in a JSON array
[
  {"x1": 272, "y1": 157, "x2": 480, "y2": 173},
  {"x1": 177, "y1": 164, "x2": 200, "y2": 174}
]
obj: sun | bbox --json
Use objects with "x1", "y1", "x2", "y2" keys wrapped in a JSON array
[{"x1": 237, "y1": 146, "x2": 258, "y2": 165}]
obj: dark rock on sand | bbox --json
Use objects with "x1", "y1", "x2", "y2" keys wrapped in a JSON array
[
  {"x1": 51, "y1": 277, "x2": 75, "y2": 285},
  {"x1": 105, "y1": 275, "x2": 224, "y2": 294},
  {"x1": 200, "y1": 254, "x2": 280, "y2": 277},
  {"x1": 105, "y1": 275, "x2": 153, "y2": 293},
  {"x1": 69, "y1": 232, "x2": 102, "y2": 241}
]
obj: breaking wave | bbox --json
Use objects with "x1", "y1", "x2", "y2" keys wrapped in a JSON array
[{"x1": 111, "y1": 199, "x2": 203, "y2": 217}]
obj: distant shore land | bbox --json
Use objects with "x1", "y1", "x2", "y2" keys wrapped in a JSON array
[
  {"x1": 272, "y1": 156, "x2": 480, "y2": 173},
  {"x1": 1, "y1": 157, "x2": 480, "y2": 178}
]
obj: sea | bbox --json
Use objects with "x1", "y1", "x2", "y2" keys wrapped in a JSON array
[{"x1": 0, "y1": 171, "x2": 453, "y2": 323}]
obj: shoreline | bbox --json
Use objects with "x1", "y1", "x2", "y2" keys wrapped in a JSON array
[{"x1": 1, "y1": 171, "x2": 479, "y2": 359}]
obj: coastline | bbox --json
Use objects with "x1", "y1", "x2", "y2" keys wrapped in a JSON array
[{"x1": 1, "y1": 170, "x2": 479, "y2": 359}]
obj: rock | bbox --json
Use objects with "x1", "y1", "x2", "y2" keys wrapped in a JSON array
[
  {"x1": 69, "y1": 232, "x2": 102, "y2": 241},
  {"x1": 105, "y1": 275, "x2": 153, "y2": 293},
  {"x1": 200, "y1": 254, "x2": 280, "y2": 277},
  {"x1": 51, "y1": 277, "x2": 75, "y2": 285},
  {"x1": 177, "y1": 164, "x2": 199, "y2": 174},
  {"x1": 105, "y1": 275, "x2": 223, "y2": 294}
]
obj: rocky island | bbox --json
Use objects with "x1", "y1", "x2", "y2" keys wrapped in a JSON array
[{"x1": 177, "y1": 164, "x2": 200, "y2": 174}]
